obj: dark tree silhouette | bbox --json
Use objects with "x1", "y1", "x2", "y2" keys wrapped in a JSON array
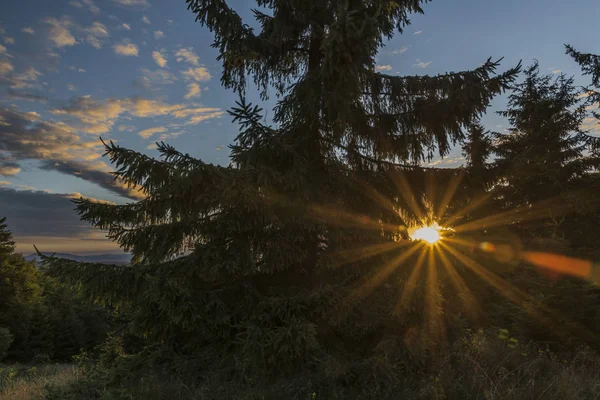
[
  {"x1": 0, "y1": 217, "x2": 16, "y2": 260},
  {"x1": 41, "y1": 0, "x2": 519, "y2": 384},
  {"x1": 491, "y1": 63, "x2": 599, "y2": 246}
]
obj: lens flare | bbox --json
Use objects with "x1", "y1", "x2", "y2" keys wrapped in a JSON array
[{"x1": 410, "y1": 225, "x2": 441, "y2": 244}]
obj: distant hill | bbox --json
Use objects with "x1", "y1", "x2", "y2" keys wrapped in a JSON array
[{"x1": 24, "y1": 252, "x2": 131, "y2": 265}]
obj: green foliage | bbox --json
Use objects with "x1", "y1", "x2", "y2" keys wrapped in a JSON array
[
  {"x1": 32, "y1": 2, "x2": 600, "y2": 399},
  {"x1": 0, "y1": 220, "x2": 113, "y2": 363},
  {"x1": 0, "y1": 328, "x2": 13, "y2": 362},
  {"x1": 0, "y1": 218, "x2": 15, "y2": 260},
  {"x1": 491, "y1": 62, "x2": 600, "y2": 246},
  {"x1": 41, "y1": 2, "x2": 520, "y2": 384}
]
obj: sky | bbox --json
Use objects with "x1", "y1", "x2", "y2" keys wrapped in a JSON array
[{"x1": 0, "y1": 0, "x2": 598, "y2": 255}]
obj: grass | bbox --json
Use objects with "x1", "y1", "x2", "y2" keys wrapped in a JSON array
[
  {"x1": 3, "y1": 330, "x2": 600, "y2": 399},
  {"x1": 0, "y1": 363, "x2": 82, "y2": 400}
]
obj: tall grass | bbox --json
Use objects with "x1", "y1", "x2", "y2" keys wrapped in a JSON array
[{"x1": 0, "y1": 364, "x2": 81, "y2": 400}]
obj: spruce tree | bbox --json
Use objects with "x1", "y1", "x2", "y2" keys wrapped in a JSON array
[
  {"x1": 564, "y1": 46, "x2": 600, "y2": 250},
  {"x1": 456, "y1": 123, "x2": 497, "y2": 227},
  {"x1": 0, "y1": 217, "x2": 16, "y2": 260},
  {"x1": 491, "y1": 63, "x2": 597, "y2": 246},
  {"x1": 42, "y1": 0, "x2": 519, "y2": 389}
]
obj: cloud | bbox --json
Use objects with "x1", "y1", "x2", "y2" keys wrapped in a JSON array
[
  {"x1": 44, "y1": 17, "x2": 77, "y2": 48},
  {"x1": 170, "y1": 107, "x2": 221, "y2": 118},
  {"x1": 184, "y1": 82, "x2": 201, "y2": 99},
  {"x1": 138, "y1": 126, "x2": 166, "y2": 139},
  {"x1": 118, "y1": 124, "x2": 135, "y2": 132},
  {"x1": 375, "y1": 65, "x2": 392, "y2": 72},
  {"x1": 119, "y1": 23, "x2": 131, "y2": 31},
  {"x1": 152, "y1": 50, "x2": 167, "y2": 67},
  {"x1": 69, "y1": 0, "x2": 83, "y2": 8},
  {"x1": 0, "y1": 60, "x2": 13, "y2": 75},
  {"x1": 53, "y1": 96, "x2": 223, "y2": 132},
  {"x1": 142, "y1": 16, "x2": 150, "y2": 24},
  {"x1": 549, "y1": 67, "x2": 562, "y2": 74},
  {"x1": 0, "y1": 161, "x2": 20, "y2": 176},
  {"x1": 175, "y1": 48, "x2": 199, "y2": 66},
  {"x1": 83, "y1": 21, "x2": 109, "y2": 49},
  {"x1": 4, "y1": 37, "x2": 15, "y2": 45},
  {"x1": 6, "y1": 67, "x2": 43, "y2": 89},
  {"x1": 69, "y1": 66, "x2": 86, "y2": 73},
  {"x1": 0, "y1": 107, "x2": 141, "y2": 199},
  {"x1": 182, "y1": 67, "x2": 211, "y2": 82},
  {"x1": 21, "y1": 27, "x2": 35, "y2": 35},
  {"x1": 113, "y1": 0, "x2": 149, "y2": 5},
  {"x1": 426, "y1": 156, "x2": 465, "y2": 168},
  {"x1": 82, "y1": 0, "x2": 100, "y2": 13},
  {"x1": 67, "y1": 83, "x2": 77, "y2": 91},
  {"x1": 158, "y1": 130, "x2": 183, "y2": 141},
  {"x1": 414, "y1": 59, "x2": 431, "y2": 69},
  {"x1": 390, "y1": 46, "x2": 409, "y2": 55},
  {"x1": 154, "y1": 30, "x2": 164, "y2": 39},
  {"x1": 0, "y1": 44, "x2": 9, "y2": 57},
  {"x1": 414, "y1": 30, "x2": 422, "y2": 35},
  {"x1": 6, "y1": 88, "x2": 48, "y2": 102},
  {"x1": 186, "y1": 112, "x2": 224, "y2": 125},
  {"x1": 135, "y1": 68, "x2": 177, "y2": 90},
  {"x1": 113, "y1": 41, "x2": 138, "y2": 56},
  {"x1": 52, "y1": 96, "x2": 129, "y2": 134},
  {"x1": 582, "y1": 117, "x2": 600, "y2": 136},
  {"x1": 0, "y1": 187, "x2": 126, "y2": 254}
]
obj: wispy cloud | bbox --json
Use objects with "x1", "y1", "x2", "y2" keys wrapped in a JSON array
[
  {"x1": 119, "y1": 23, "x2": 131, "y2": 31},
  {"x1": 182, "y1": 67, "x2": 211, "y2": 82},
  {"x1": 414, "y1": 30, "x2": 423, "y2": 35},
  {"x1": 81, "y1": 0, "x2": 100, "y2": 13},
  {"x1": 390, "y1": 46, "x2": 409, "y2": 55},
  {"x1": 83, "y1": 21, "x2": 109, "y2": 49},
  {"x1": 0, "y1": 161, "x2": 20, "y2": 176},
  {"x1": 9, "y1": 67, "x2": 43, "y2": 89},
  {"x1": 426, "y1": 156, "x2": 465, "y2": 168},
  {"x1": 135, "y1": 68, "x2": 177, "y2": 89},
  {"x1": 175, "y1": 48, "x2": 199, "y2": 66},
  {"x1": 142, "y1": 16, "x2": 150, "y2": 24},
  {"x1": 113, "y1": 0, "x2": 149, "y2": 6},
  {"x1": 376, "y1": 65, "x2": 392, "y2": 72},
  {"x1": 21, "y1": 27, "x2": 35, "y2": 35},
  {"x1": 70, "y1": 0, "x2": 100, "y2": 13},
  {"x1": 4, "y1": 37, "x2": 14, "y2": 45},
  {"x1": 44, "y1": 17, "x2": 77, "y2": 48},
  {"x1": 0, "y1": 107, "x2": 141, "y2": 199},
  {"x1": 52, "y1": 95, "x2": 223, "y2": 132},
  {"x1": 113, "y1": 41, "x2": 138, "y2": 56},
  {"x1": 0, "y1": 59, "x2": 13, "y2": 75},
  {"x1": 138, "y1": 126, "x2": 166, "y2": 139},
  {"x1": 152, "y1": 50, "x2": 167, "y2": 67},
  {"x1": 184, "y1": 82, "x2": 201, "y2": 99},
  {"x1": 548, "y1": 67, "x2": 562, "y2": 74},
  {"x1": 154, "y1": 30, "x2": 164, "y2": 39},
  {"x1": 6, "y1": 88, "x2": 48, "y2": 102},
  {"x1": 414, "y1": 59, "x2": 431, "y2": 69}
]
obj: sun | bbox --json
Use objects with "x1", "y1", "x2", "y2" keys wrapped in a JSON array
[{"x1": 410, "y1": 225, "x2": 442, "y2": 244}]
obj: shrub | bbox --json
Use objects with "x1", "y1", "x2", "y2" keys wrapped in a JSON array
[{"x1": 0, "y1": 327, "x2": 13, "y2": 361}]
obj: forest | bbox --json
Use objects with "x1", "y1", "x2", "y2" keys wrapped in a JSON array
[{"x1": 1, "y1": 0, "x2": 600, "y2": 399}]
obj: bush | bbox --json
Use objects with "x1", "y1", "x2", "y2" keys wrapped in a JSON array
[
  {"x1": 32, "y1": 353, "x2": 52, "y2": 364},
  {"x1": 0, "y1": 327, "x2": 13, "y2": 361}
]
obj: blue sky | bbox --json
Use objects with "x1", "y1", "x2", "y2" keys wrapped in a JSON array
[{"x1": 0, "y1": 0, "x2": 598, "y2": 254}]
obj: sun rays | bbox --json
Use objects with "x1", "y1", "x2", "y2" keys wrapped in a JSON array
[
  {"x1": 410, "y1": 225, "x2": 441, "y2": 244},
  {"x1": 320, "y1": 168, "x2": 600, "y2": 349}
]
